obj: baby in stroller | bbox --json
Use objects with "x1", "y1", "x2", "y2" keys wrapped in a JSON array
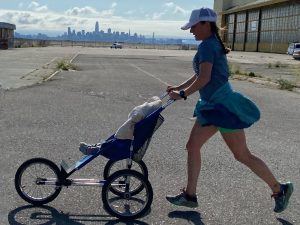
[{"x1": 79, "y1": 96, "x2": 163, "y2": 155}]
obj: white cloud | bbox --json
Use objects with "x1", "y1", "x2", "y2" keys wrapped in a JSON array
[
  {"x1": 28, "y1": 1, "x2": 48, "y2": 12},
  {"x1": 101, "y1": 3, "x2": 117, "y2": 17},
  {"x1": 64, "y1": 5, "x2": 117, "y2": 18},
  {"x1": 1, "y1": 12, "x2": 14, "y2": 21},
  {"x1": 173, "y1": 6, "x2": 188, "y2": 15},
  {"x1": 99, "y1": 9, "x2": 114, "y2": 18},
  {"x1": 149, "y1": 2, "x2": 188, "y2": 21},
  {"x1": 152, "y1": 12, "x2": 165, "y2": 20},
  {"x1": 165, "y1": 2, "x2": 175, "y2": 8},
  {"x1": 18, "y1": 12, "x2": 40, "y2": 24},
  {"x1": 28, "y1": 1, "x2": 39, "y2": 9},
  {"x1": 65, "y1": 6, "x2": 98, "y2": 16},
  {"x1": 164, "y1": 2, "x2": 189, "y2": 16},
  {"x1": 35, "y1": 6, "x2": 48, "y2": 12},
  {"x1": 49, "y1": 16, "x2": 74, "y2": 26}
]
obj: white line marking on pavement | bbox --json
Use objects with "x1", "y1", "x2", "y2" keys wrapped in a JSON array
[
  {"x1": 129, "y1": 63, "x2": 169, "y2": 86},
  {"x1": 45, "y1": 52, "x2": 80, "y2": 82},
  {"x1": 70, "y1": 52, "x2": 80, "y2": 63},
  {"x1": 45, "y1": 70, "x2": 60, "y2": 82},
  {"x1": 48, "y1": 57, "x2": 58, "y2": 64}
]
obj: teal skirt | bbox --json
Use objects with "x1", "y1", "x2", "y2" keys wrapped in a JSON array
[{"x1": 194, "y1": 82, "x2": 260, "y2": 129}]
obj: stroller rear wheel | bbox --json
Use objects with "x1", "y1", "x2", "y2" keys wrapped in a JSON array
[{"x1": 102, "y1": 169, "x2": 153, "y2": 220}]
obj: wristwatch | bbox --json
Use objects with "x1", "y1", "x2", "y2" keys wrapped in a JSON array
[{"x1": 179, "y1": 90, "x2": 187, "y2": 100}]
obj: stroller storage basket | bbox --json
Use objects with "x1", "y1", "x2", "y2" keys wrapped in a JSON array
[
  {"x1": 132, "y1": 111, "x2": 164, "y2": 161},
  {"x1": 99, "y1": 108, "x2": 164, "y2": 161}
]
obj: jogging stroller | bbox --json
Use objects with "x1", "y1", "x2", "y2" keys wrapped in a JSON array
[{"x1": 15, "y1": 92, "x2": 174, "y2": 220}]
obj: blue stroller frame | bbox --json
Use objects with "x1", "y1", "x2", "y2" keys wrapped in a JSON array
[{"x1": 14, "y1": 93, "x2": 174, "y2": 220}]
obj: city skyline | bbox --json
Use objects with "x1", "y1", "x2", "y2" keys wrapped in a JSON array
[
  {"x1": 0, "y1": 1, "x2": 214, "y2": 38},
  {"x1": 67, "y1": 21, "x2": 145, "y2": 39},
  {"x1": 63, "y1": 21, "x2": 148, "y2": 43},
  {"x1": 15, "y1": 20, "x2": 187, "y2": 45}
]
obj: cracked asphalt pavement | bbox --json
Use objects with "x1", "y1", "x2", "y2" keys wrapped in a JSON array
[{"x1": 0, "y1": 47, "x2": 299, "y2": 225}]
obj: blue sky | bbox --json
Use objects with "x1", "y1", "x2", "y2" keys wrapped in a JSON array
[{"x1": 0, "y1": 1, "x2": 214, "y2": 38}]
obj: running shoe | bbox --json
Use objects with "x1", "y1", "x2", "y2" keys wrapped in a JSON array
[
  {"x1": 79, "y1": 142, "x2": 99, "y2": 155},
  {"x1": 272, "y1": 182, "x2": 294, "y2": 213},
  {"x1": 166, "y1": 188, "x2": 198, "y2": 208}
]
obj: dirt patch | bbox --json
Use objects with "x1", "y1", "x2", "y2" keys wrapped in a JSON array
[{"x1": 227, "y1": 51, "x2": 300, "y2": 91}]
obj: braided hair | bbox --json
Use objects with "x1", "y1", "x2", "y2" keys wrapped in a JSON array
[{"x1": 210, "y1": 22, "x2": 230, "y2": 54}]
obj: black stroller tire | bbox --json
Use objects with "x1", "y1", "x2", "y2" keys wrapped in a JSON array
[
  {"x1": 15, "y1": 158, "x2": 62, "y2": 205},
  {"x1": 102, "y1": 169, "x2": 153, "y2": 220},
  {"x1": 103, "y1": 159, "x2": 148, "y2": 196},
  {"x1": 103, "y1": 159, "x2": 148, "y2": 179}
]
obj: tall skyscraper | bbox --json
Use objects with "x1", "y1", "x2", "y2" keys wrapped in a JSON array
[
  {"x1": 152, "y1": 32, "x2": 155, "y2": 44},
  {"x1": 68, "y1": 27, "x2": 71, "y2": 37},
  {"x1": 95, "y1": 21, "x2": 99, "y2": 33}
]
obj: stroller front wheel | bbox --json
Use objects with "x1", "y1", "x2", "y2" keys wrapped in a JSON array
[{"x1": 14, "y1": 158, "x2": 62, "y2": 205}]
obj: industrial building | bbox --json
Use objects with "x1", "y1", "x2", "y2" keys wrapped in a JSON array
[
  {"x1": 0, "y1": 22, "x2": 16, "y2": 49},
  {"x1": 214, "y1": 0, "x2": 300, "y2": 53}
]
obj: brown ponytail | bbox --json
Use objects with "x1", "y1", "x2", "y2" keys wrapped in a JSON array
[{"x1": 210, "y1": 22, "x2": 230, "y2": 54}]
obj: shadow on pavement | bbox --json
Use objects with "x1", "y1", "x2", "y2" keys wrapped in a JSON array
[
  {"x1": 8, "y1": 205, "x2": 150, "y2": 225},
  {"x1": 277, "y1": 218, "x2": 294, "y2": 225},
  {"x1": 168, "y1": 210, "x2": 205, "y2": 225}
]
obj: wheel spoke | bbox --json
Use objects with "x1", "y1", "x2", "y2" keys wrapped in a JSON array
[
  {"x1": 102, "y1": 170, "x2": 153, "y2": 219},
  {"x1": 15, "y1": 158, "x2": 61, "y2": 204}
]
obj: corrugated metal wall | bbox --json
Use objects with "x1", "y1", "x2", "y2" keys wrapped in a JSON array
[
  {"x1": 0, "y1": 28, "x2": 15, "y2": 49},
  {"x1": 225, "y1": 1, "x2": 300, "y2": 53},
  {"x1": 235, "y1": 12, "x2": 247, "y2": 51},
  {"x1": 246, "y1": 10, "x2": 260, "y2": 51}
]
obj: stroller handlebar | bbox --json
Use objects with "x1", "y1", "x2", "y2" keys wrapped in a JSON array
[
  {"x1": 159, "y1": 92, "x2": 175, "y2": 109},
  {"x1": 159, "y1": 92, "x2": 169, "y2": 100},
  {"x1": 162, "y1": 99, "x2": 175, "y2": 109}
]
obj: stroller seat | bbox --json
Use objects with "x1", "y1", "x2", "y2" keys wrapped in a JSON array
[{"x1": 99, "y1": 108, "x2": 164, "y2": 161}]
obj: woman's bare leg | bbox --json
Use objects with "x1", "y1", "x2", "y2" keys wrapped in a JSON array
[
  {"x1": 221, "y1": 130, "x2": 281, "y2": 193},
  {"x1": 185, "y1": 122, "x2": 218, "y2": 195}
]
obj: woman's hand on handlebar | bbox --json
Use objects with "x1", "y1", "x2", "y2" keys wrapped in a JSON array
[
  {"x1": 168, "y1": 90, "x2": 182, "y2": 100},
  {"x1": 166, "y1": 85, "x2": 182, "y2": 100},
  {"x1": 166, "y1": 85, "x2": 179, "y2": 93}
]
